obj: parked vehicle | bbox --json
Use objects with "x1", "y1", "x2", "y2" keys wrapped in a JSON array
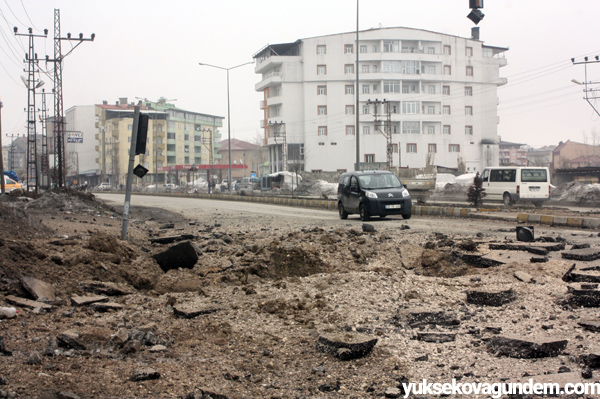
[
  {"x1": 337, "y1": 170, "x2": 412, "y2": 221},
  {"x1": 221, "y1": 179, "x2": 229, "y2": 192},
  {"x1": 3, "y1": 176, "x2": 22, "y2": 193},
  {"x1": 237, "y1": 176, "x2": 260, "y2": 191},
  {"x1": 98, "y1": 182, "x2": 112, "y2": 191},
  {"x1": 480, "y1": 167, "x2": 550, "y2": 207}
]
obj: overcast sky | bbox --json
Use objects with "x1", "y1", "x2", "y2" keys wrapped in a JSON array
[{"x1": 1, "y1": 0, "x2": 600, "y2": 149}]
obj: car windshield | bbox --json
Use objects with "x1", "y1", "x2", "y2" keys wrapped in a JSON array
[{"x1": 358, "y1": 173, "x2": 403, "y2": 190}]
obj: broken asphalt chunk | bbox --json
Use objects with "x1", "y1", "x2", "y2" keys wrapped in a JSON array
[
  {"x1": 150, "y1": 234, "x2": 196, "y2": 245},
  {"x1": 466, "y1": 289, "x2": 516, "y2": 307},
  {"x1": 152, "y1": 241, "x2": 200, "y2": 272},
  {"x1": 514, "y1": 271, "x2": 535, "y2": 283},
  {"x1": 415, "y1": 332, "x2": 456, "y2": 343},
  {"x1": 173, "y1": 303, "x2": 220, "y2": 319},
  {"x1": 459, "y1": 254, "x2": 504, "y2": 268},
  {"x1": 578, "y1": 320, "x2": 600, "y2": 332},
  {"x1": 403, "y1": 310, "x2": 460, "y2": 328},
  {"x1": 56, "y1": 332, "x2": 86, "y2": 351},
  {"x1": 70, "y1": 295, "x2": 109, "y2": 307},
  {"x1": 89, "y1": 302, "x2": 124, "y2": 312},
  {"x1": 316, "y1": 332, "x2": 378, "y2": 360},
  {"x1": 79, "y1": 281, "x2": 134, "y2": 296},
  {"x1": 5, "y1": 295, "x2": 53, "y2": 312},
  {"x1": 562, "y1": 248, "x2": 600, "y2": 262},
  {"x1": 566, "y1": 287, "x2": 600, "y2": 307},
  {"x1": 487, "y1": 336, "x2": 568, "y2": 358},
  {"x1": 19, "y1": 276, "x2": 56, "y2": 302}
]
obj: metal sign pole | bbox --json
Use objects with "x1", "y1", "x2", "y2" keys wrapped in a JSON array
[{"x1": 121, "y1": 106, "x2": 140, "y2": 240}]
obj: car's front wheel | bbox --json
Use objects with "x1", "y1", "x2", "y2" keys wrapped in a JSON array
[
  {"x1": 359, "y1": 203, "x2": 370, "y2": 221},
  {"x1": 338, "y1": 203, "x2": 348, "y2": 219},
  {"x1": 402, "y1": 213, "x2": 412, "y2": 220},
  {"x1": 503, "y1": 193, "x2": 513, "y2": 207}
]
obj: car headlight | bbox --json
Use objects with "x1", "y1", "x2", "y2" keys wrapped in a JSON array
[
  {"x1": 402, "y1": 189, "x2": 410, "y2": 198},
  {"x1": 364, "y1": 191, "x2": 378, "y2": 199}
]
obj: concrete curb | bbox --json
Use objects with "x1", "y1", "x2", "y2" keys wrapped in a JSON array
[{"x1": 118, "y1": 191, "x2": 600, "y2": 230}]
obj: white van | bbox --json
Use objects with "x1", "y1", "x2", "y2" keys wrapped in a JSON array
[{"x1": 480, "y1": 167, "x2": 550, "y2": 207}]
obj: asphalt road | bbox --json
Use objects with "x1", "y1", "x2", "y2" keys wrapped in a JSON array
[{"x1": 95, "y1": 193, "x2": 594, "y2": 243}]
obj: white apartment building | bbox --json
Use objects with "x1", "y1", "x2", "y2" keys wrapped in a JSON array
[{"x1": 254, "y1": 27, "x2": 507, "y2": 173}]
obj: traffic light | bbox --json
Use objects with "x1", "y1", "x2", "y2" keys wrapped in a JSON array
[{"x1": 135, "y1": 113, "x2": 149, "y2": 155}]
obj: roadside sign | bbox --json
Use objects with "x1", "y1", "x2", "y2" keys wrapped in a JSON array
[{"x1": 250, "y1": 173, "x2": 256, "y2": 179}]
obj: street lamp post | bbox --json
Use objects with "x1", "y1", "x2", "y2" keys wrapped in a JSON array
[{"x1": 199, "y1": 61, "x2": 253, "y2": 193}]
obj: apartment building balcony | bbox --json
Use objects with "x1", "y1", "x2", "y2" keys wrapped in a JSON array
[
  {"x1": 256, "y1": 72, "x2": 283, "y2": 91},
  {"x1": 266, "y1": 95, "x2": 283, "y2": 106},
  {"x1": 255, "y1": 55, "x2": 299, "y2": 74}
]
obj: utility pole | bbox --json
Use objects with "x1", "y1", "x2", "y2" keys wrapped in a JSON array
[
  {"x1": 14, "y1": 26, "x2": 48, "y2": 193},
  {"x1": 38, "y1": 89, "x2": 51, "y2": 188},
  {"x1": 571, "y1": 56, "x2": 600, "y2": 118},
  {"x1": 366, "y1": 99, "x2": 392, "y2": 169},
  {"x1": 46, "y1": 9, "x2": 94, "y2": 188}
]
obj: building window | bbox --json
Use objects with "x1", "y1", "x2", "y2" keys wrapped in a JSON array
[
  {"x1": 318, "y1": 106, "x2": 327, "y2": 115},
  {"x1": 317, "y1": 85, "x2": 327, "y2": 95},
  {"x1": 362, "y1": 84, "x2": 370, "y2": 94},
  {"x1": 345, "y1": 85, "x2": 354, "y2": 95},
  {"x1": 365, "y1": 154, "x2": 375, "y2": 163},
  {"x1": 466, "y1": 66, "x2": 474, "y2": 76},
  {"x1": 443, "y1": 45, "x2": 451, "y2": 55},
  {"x1": 345, "y1": 44, "x2": 353, "y2": 54},
  {"x1": 444, "y1": 65, "x2": 451, "y2": 75},
  {"x1": 443, "y1": 125, "x2": 451, "y2": 135},
  {"x1": 317, "y1": 45, "x2": 326, "y2": 55},
  {"x1": 426, "y1": 105, "x2": 436, "y2": 115},
  {"x1": 428, "y1": 85, "x2": 436, "y2": 94},
  {"x1": 318, "y1": 126, "x2": 327, "y2": 136},
  {"x1": 443, "y1": 105, "x2": 451, "y2": 115},
  {"x1": 384, "y1": 80, "x2": 401, "y2": 93},
  {"x1": 373, "y1": 84, "x2": 379, "y2": 93},
  {"x1": 372, "y1": 44, "x2": 378, "y2": 52},
  {"x1": 345, "y1": 105, "x2": 355, "y2": 115},
  {"x1": 465, "y1": 106, "x2": 473, "y2": 115},
  {"x1": 360, "y1": 45, "x2": 368, "y2": 53},
  {"x1": 466, "y1": 47, "x2": 473, "y2": 56},
  {"x1": 362, "y1": 64, "x2": 370, "y2": 73},
  {"x1": 403, "y1": 121, "x2": 420, "y2": 134},
  {"x1": 362, "y1": 104, "x2": 370, "y2": 114},
  {"x1": 346, "y1": 125, "x2": 355, "y2": 135},
  {"x1": 428, "y1": 143, "x2": 437, "y2": 153},
  {"x1": 402, "y1": 60, "x2": 419, "y2": 74},
  {"x1": 465, "y1": 86, "x2": 473, "y2": 96},
  {"x1": 317, "y1": 65, "x2": 327, "y2": 75},
  {"x1": 363, "y1": 126, "x2": 371, "y2": 135},
  {"x1": 427, "y1": 125, "x2": 435, "y2": 134},
  {"x1": 392, "y1": 124, "x2": 399, "y2": 134},
  {"x1": 402, "y1": 83, "x2": 419, "y2": 93},
  {"x1": 449, "y1": 144, "x2": 460, "y2": 152},
  {"x1": 465, "y1": 125, "x2": 473, "y2": 135},
  {"x1": 427, "y1": 46, "x2": 436, "y2": 54},
  {"x1": 407, "y1": 143, "x2": 417, "y2": 153},
  {"x1": 345, "y1": 64, "x2": 354, "y2": 74},
  {"x1": 383, "y1": 40, "x2": 399, "y2": 53},
  {"x1": 391, "y1": 143, "x2": 398, "y2": 153},
  {"x1": 402, "y1": 101, "x2": 420, "y2": 114},
  {"x1": 128, "y1": 124, "x2": 133, "y2": 131},
  {"x1": 443, "y1": 85, "x2": 450, "y2": 95}
]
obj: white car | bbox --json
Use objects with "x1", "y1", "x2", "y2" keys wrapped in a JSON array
[{"x1": 98, "y1": 182, "x2": 111, "y2": 191}]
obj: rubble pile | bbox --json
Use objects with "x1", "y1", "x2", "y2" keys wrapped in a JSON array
[{"x1": 0, "y1": 192, "x2": 599, "y2": 398}]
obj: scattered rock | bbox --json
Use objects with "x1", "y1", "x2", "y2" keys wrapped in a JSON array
[
  {"x1": 4, "y1": 295, "x2": 53, "y2": 312},
  {"x1": 70, "y1": 295, "x2": 109, "y2": 307},
  {"x1": 173, "y1": 303, "x2": 220, "y2": 319},
  {"x1": 152, "y1": 241, "x2": 200, "y2": 272},
  {"x1": 19, "y1": 276, "x2": 56, "y2": 302},
  {"x1": 150, "y1": 234, "x2": 196, "y2": 244},
  {"x1": 79, "y1": 281, "x2": 134, "y2": 296},
  {"x1": 562, "y1": 248, "x2": 600, "y2": 261},
  {"x1": 362, "y1": 224, "x2": 375, "y2": 233},
  {"x1": 130, "y1": 368, "x2": 160, "y2": 382},
  {"x1": 403, "y1": 310, "x2": 460, "y2": 328},
  {"x1": 514, "y1": 271, "x2": 535, "y2": 283}
]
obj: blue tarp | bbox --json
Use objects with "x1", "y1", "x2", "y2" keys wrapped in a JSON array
[{"x1": 3, "y1": 171, "x2": 18, "y2": 182}]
